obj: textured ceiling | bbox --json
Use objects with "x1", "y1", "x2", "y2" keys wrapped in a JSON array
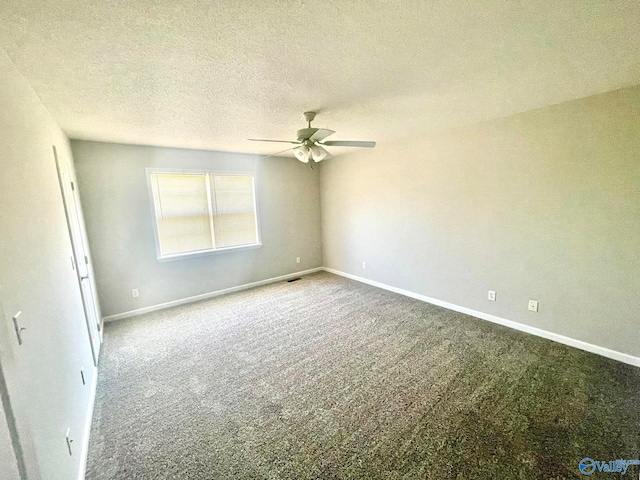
[{"x1": 1, "y1": 1, "x2": 639, "y2": 156}]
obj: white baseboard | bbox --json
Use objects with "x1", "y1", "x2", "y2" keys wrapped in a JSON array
[
  {"x1": 78, "y1": 366, "x2": 98, "y2": 480},
  {"x1": 100, "y1": 265, "x2": 639, "y2": 368},
  {"x1": 323, "y1": 267, "x2": 640, "y2": 368},
  {"x1": 102, "y1": 268, "x2": 323, "y2": 323}
]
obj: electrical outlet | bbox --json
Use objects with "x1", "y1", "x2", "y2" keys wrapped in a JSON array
[
  {"x1": 362, "y1": 262, "x2": 367, "y2": 270},
  {"x1": 296, "y1": 257, "x2": 301, "y2": 264},
  {"x1": 488, "y1": 290, "x2": 496, "y2": 301},
  {"x1": 528, "y1": 300, "x2": 539, "y2": 312},
  {"x1": 132, "y1": 289, "x2": 139, "y2": 298}
]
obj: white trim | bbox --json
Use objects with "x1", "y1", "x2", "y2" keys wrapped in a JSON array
[
  {"x1": 78, "y1": 366, "x2": 98, "y2": 480},
  {"x1": 156, "y1": 243, "x2": 262, "y2": 262},
  {"x1": 103, "y1": 268, "x2": 323, "y2": 322},
  {"x1": 323, "y1": 267, "x2": 640, "y2": 368}
]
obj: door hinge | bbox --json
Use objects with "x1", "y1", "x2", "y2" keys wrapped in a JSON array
[
  {"x1": 65, "y1": 428, "x2": 73, "y2": 456},
  {"x1": 12, "y1": 311, "x2": 26, "y2": 346},
  {"x1": 84, "y1": 255, "x2": 89, "y2": 265},
  {"x1": 71, "y1": 181, "x2": 75, "y2": 191}
]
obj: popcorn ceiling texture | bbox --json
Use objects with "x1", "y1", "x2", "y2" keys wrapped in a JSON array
[
  {"x1": 1, "y1": 1, "x2": 640, "y2": 154},
  {"x1": 86, "y1": 272, "x2": 640, "y2": 479}
]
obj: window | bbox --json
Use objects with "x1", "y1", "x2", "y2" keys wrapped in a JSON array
[{"x1": 147, "y1": 170, "x2": 260, "y2": 259}]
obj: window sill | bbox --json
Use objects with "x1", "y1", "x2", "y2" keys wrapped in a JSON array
[{"x1": 157, "y1": 243, "x2": 262, "y2": 262}]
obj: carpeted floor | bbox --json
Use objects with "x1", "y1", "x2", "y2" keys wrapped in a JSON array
[{"x1": 86, "y1": 272, "x2": 640, "y2": 479}]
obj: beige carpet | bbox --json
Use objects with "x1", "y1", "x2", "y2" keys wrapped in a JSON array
[{"x1": 86, "y1": 272, "x2": 640, "y2": 479}]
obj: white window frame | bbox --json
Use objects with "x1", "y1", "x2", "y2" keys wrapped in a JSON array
[{"x1": 145, "y1": 167, "x2": 262, "y2": 261}]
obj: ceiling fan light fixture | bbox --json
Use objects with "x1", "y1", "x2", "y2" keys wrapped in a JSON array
[
  {"x1": 294, "y1": 145, "x2": 311, "y2": 163},
  {"x1": 310, "y1": 144, "x2": 328, "y2": 162}
]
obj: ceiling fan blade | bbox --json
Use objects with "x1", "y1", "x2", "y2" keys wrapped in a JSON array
[
  {"x1": 309, "y1": 129, "x2": 335, "y2": 142},
  {"x1": 248, "y1": 138, "x2": 300, "y2": 144},
  {"x1": 321, "y1": 140, "x2": 376, "y2": 148},
  {"x1": 262, "y1": 147, "x2": 297, "y2": 160}
]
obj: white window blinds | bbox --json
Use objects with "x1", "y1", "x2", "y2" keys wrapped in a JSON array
[
  {"x1": 211, "y1": 175, "x2": 258, "y2": 248},
  {"x1": 150, "y1": 172, "x2": 258, "y2": 258}
]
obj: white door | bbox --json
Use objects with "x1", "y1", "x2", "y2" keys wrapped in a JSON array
[{"x1": 54, "y1": 148, "x2": 101, "y2": 366}]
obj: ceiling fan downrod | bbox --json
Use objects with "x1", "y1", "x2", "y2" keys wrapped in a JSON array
[{"x1": 303, "y1": 111, "x2": 316, "y2": 128}]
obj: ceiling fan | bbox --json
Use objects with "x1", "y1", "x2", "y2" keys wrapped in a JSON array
[{"x1": 248, "y1": 111, "x2": 376, "y2": 163}]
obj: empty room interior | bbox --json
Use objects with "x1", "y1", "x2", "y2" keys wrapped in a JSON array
[{"x1": 1, "y1": 2, "x2": 640, "y2": 479}]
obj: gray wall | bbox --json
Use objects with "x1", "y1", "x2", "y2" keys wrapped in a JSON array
[
  {"x1": 71, "y1": 141, "x2": 322, "y2": 317},
  {"x1": 0, "y1": 50, "x2": 97, "y2": 479},
  {"x1": 321, "y1": 85, "x2": 640, "y2": 358}
]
